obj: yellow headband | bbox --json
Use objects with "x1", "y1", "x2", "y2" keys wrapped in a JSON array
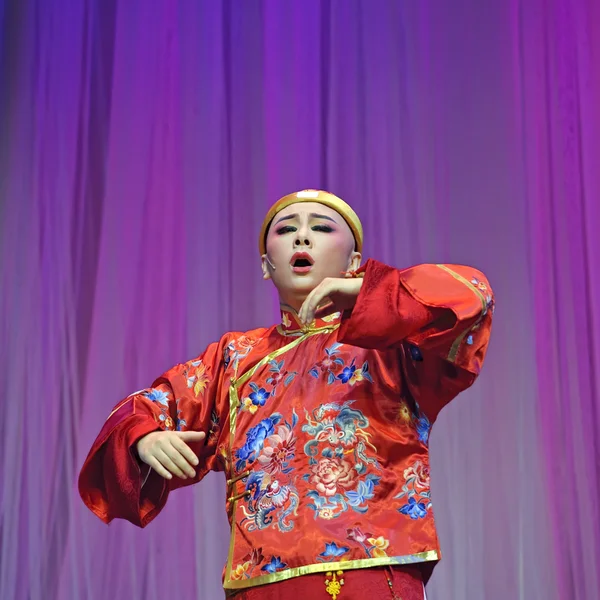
[{"x1": 258, "y1": 189, "x2": 363, "y2": 255}]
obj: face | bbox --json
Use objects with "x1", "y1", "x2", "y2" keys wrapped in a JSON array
[{"x1": 261, "y1": 202, "x2": 361, "y2": 310}]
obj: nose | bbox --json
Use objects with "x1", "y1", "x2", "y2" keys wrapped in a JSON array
[
  {"x1": 294, "y1": 236, "x2": 311, "y2": 247},
  {"x1": 293, "y1": 224, "x2": 313, "y2": 248}
]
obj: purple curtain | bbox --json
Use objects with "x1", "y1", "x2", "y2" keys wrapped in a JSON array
[{"x1": 0, "y1": 1, "x2": 598, "y2": 599}]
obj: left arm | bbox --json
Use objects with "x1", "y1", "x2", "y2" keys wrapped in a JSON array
[{"x1": 304, "y1": 259, "x2": 494, "y2": 421}]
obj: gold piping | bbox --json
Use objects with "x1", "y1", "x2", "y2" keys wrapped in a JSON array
[
  {"x1": 227, "y1": 490, "x2": 251, "y2": 503},
  {"x1": 434, "y1": 265, "x2": 488, "y2": 362},
  {"x1": 226, "y1": 470, "x2": 251, "y2": 486},
  {"x1": 223, "y1": 550, "x2": 440, "y2": 589}
]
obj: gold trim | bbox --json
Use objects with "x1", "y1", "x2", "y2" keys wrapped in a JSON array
[
  {"x1": 225, "y1": 498, "x2": 239, "y2": 577},
  {"x1": 227, "y1": 490, "x2": 251, "y2": 503},
  {"x1": 434, "y1": 265, "x2": 487, "y2": 362},
  {"x1": 228, "y1": 323, "x2": 340, "y2": 438},
  {"x1": 226, "y1": 470, "x2": 251, "y2": 486},
  {"x1": 434, "y1": 264, "x2": 487, "y2": 311},
  {"x1": 258, "y1": 190, "x2": 363, "y2": 255},
  {"x1": 223, "y1": 551, "x2": 440, "y2": 589}
]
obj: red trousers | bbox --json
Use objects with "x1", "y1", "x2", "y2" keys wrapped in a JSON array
[{"x1": 230, "y1": 566, "x2": 425, "y2": 600}]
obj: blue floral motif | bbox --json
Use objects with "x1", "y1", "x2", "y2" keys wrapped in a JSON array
[
  {"x1": 249, "y1": 384, "x2": 270, "y2": 407},
  {"x1": 399, "y1": 497, "x2": 428, "y2": 520},
  {"x1": 415, "y1": 414, "x2": 431, "y2": 445},
  {"x1": 337, "y1": 363, "x2": 356, "y2": 384},
  {"x1": 345, "y1": 475, "x2": 380, "y2": 511},
  {"x1": 309, "y1": 345, "x2": 372, "y2": 386},
  {"x1": 318, "y1": 541, "x2": 350, "y2": 561},
  {"x1": 394, "y1": 459, "x2": 431, "y2": 519},
  {"x1": 261, "y1": 556, "x2": 287, "y2": 573},
  {"x1": 175, "y1": 398, "x2": 187, "y2": 431},
  {"x1": 143, "y1": 388, "x2": 170, "y2": 406},
  {"x1": 239, "y1": 411, "x2": 300, "y2": 534},
  {"x1": 235, "y1": 414, "x2": 282, "y2": 471}
]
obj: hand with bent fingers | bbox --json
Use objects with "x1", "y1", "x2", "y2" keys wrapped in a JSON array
[
  {"x1": 136, "y1": 430, "x2": 205, "y2": 480},
  {"x1": 298, "y1": 277, "x2": 363, "y2": 325}
]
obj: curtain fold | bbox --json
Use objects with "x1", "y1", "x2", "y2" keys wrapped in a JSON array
[{"x1": 0, "y1": 1, "x2": 597, "y2": 598}]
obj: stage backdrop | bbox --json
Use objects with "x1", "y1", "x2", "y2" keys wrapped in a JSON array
[{"x1": 1, "y1": 1, "x2": 598, "y2": 599}]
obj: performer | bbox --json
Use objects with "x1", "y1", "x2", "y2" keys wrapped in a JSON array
[{"x1": 79, "y1": 190, "x2": 494, "y2": 599}]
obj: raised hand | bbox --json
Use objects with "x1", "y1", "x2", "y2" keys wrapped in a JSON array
[
  {"x1": 136, "y1": 430, "x2": 205, "y2": 480},
  {"x1": 298, "y1": 277, "x2": 363, "y2": 325}
]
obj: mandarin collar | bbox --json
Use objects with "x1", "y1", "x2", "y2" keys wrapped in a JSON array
[{"x1": 279, "y1": 306, "x2": 342, "y2": 336}]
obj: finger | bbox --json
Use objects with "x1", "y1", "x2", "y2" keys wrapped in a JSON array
[
  {"x1": 313, "y1": 301, "x2": 338, "y2": 320},
  {"x1": 176, "y1": 430, "x2": 206, "y2": 443},
  {"x1": 300, "y1": 282, "x2": 326, "y2": 324},
  {"x1": 162, "y1": 444, "x2": 197, "y2": 478},
  {"x1": 171, "y1": 436, "x2": 200, "y2": 467},
  {"x1": 146, "y1": 455, "x2": 173, "y2": 480},
  {"x1": 155, "y1": 448, "x2": 188, "y2": 479},
  {"x1": 305, "y1": 282, "x2": 332, "y2": 324}
]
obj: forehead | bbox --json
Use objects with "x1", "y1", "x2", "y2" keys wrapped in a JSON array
[{"x1": 273, "y1": 201, "x2": 341, "y2": 221}]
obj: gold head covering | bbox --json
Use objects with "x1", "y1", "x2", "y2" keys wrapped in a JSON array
[{"x1": 258, "y1": 189, "x2": 363, "y2": 255}]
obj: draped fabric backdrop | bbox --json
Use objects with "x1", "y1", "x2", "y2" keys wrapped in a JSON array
[{"x1": 0, "y1": 1, "x2": 598, "y2": 599}]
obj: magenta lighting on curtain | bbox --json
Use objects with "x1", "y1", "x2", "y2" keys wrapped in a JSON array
[{"x1": 0, "y1": 1, "x2": 598, "y2": 599}]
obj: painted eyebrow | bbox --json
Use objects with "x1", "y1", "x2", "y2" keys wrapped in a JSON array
[{"x1": 274, "y1": 213, "x2": 338, "y2": 225}]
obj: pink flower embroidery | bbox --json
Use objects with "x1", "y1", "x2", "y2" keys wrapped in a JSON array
[
  {"x1": 257, "y1": 426, "x2": 296, "y2": 474},
  {"x1": 310, "y1": 457, "x2": 359, "y2": 497},
  {"x1": 403, "y1": 461, "x2": 430, "y2": 491}
]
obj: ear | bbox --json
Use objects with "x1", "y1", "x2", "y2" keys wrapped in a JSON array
[
  {"x1": 261, "y1": 254, "x2": 271, "y2": 280},
  {"x1": 348, "y1": 251, "x2": 362, "y2": 272}
]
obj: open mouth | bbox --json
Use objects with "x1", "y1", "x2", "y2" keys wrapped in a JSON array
[{"x1": 290, "y1": 252, "x2": 314, "y2": 272}]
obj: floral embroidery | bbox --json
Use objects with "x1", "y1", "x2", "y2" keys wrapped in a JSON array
[
  {"x1": 471, "y1": 276, "x2": 495, "y2": 315},
  {"x1": 367, "y1": 536, "x2": 389, "y2": 558},
  {"x1": 394, "y1": 460, "x2": 432, "y2": 519},
  {"x1": 261, "y1": 556, "x2": 287, "y2": 573},
  {"x1": 309, "y1": 342, "x2": 344, "y2": 384},
  {"x1": 242, "y1": 383, "x2": 270, "y2": 414},
  {"x1": 265, "y1": 359, "x2": 298, "y2": 395},
  {"x1": 207, "y1": 407, "x2": 219, "y2": 441},
  {"x1": 231, "y1": 561, "x2": 252, "y2": 581},
  {"x1": 415, "y1": 413, "x2": 430, "y2": 444},
  {"x1": 281, "y1": 312, "x2": 292, "y2": 328},
  {"x1": 240, "y1": 360, "x2": 296, "y2": 414},
  {"x1": 182, "y1": 360, "x2": 210, "y2": 397},
  {"x1": 337, "y1": 358, "x2": 373, "y2": 385},
  {"x1": 143, "y1": 388, "x2": 174, "y2": 430},
  {"x1": 235, "y1": 416, "x2": 279, "y2": 471},
  {"x1": 231, "y1": 548, "x2": 264, "y2": 580},
  {"x1": 309, "y1": 344, "x2": 373, "y2": 386},
  {"x1": 224, "y1": 335, "x2": 258, "y2": 374},
  {"x1": 321, "y1": 312, "x2": 341, "y2": 323},
  {"x1": 397, "y1": 399, "x2": 431, "y2": 445},
  {"x1": 236, "y1": 412, "x2": 300, "y2": 532},
  {"x1": 317, "y1": 541, "x2": 350, "y2": 562},
  {"x1": 398, "y1": 402, "x2": 412, "y2": 423},
  {"x1": 175, "y1": 399, "x2": 187, "y2": 431},
  {"x1": 143, "y1": 388, "x2": 169, "y2": 406},
  {"x1": 256, "y1": 423, "x2": 296, "y2": 475},
  {"x1": 302, "y1": 401, "x2": 381, "y2": 519},
  {"x1": 346, "y1": 527, "x2": 391, "y2": 558}
]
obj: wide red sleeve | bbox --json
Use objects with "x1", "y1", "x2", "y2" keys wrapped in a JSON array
[
  {"x1": 338, "y1": 259, "x2": 494, "y2": 420},
  {"x1": 78, "y1": 336, "x2": 230, "y2": 527}
]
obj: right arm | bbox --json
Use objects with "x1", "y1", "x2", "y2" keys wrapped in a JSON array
[{"x1": 78, "y1": 337, "x2": 228, "y2": 527}]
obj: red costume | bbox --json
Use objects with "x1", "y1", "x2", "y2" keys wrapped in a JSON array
[{"x1": 79, "y1": 259, "x2": 494, "y2": 598}]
